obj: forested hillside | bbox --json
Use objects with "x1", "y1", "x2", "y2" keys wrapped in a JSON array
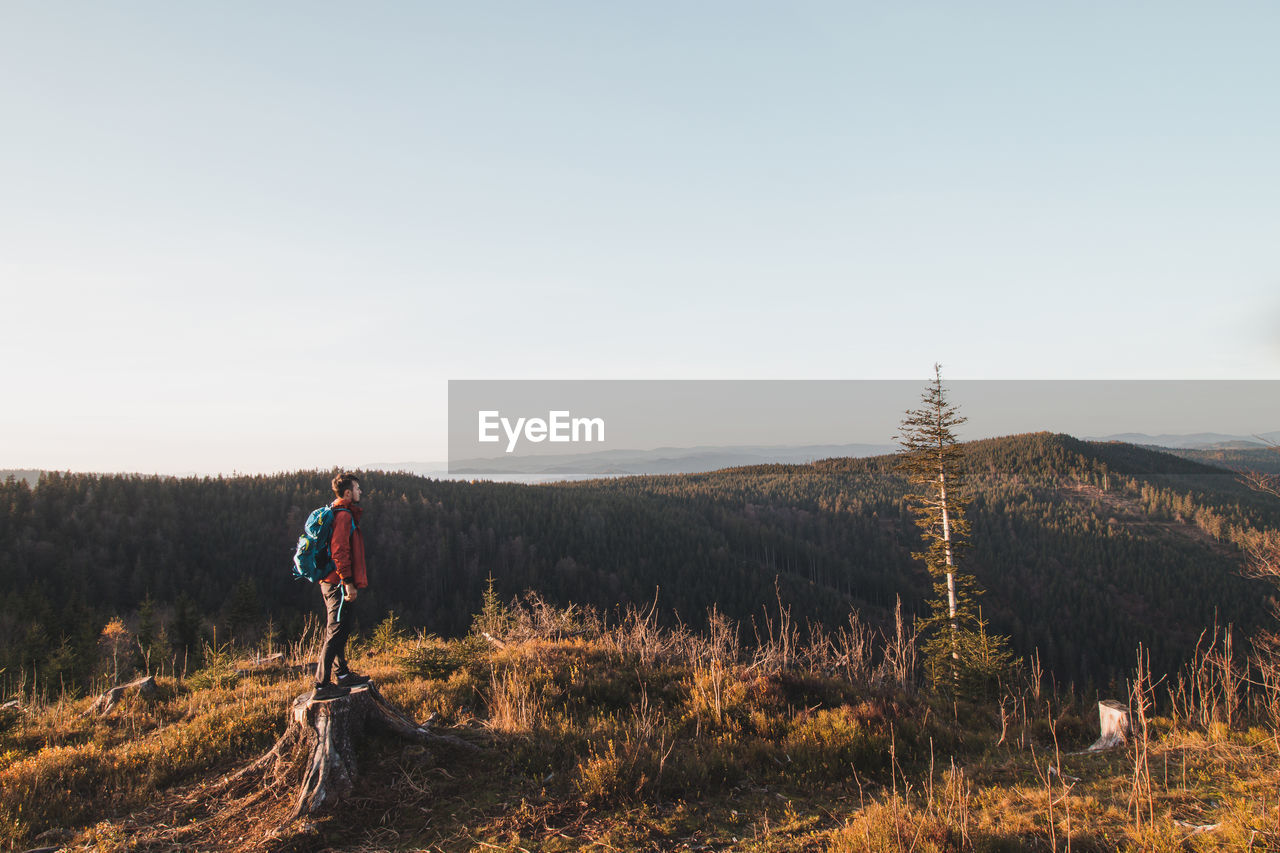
[{"x1": 4, "y1": 433, "x2": 1277, "y2": 697}]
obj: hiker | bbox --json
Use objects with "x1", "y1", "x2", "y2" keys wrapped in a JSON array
[{"x1": 313, "y1": 471, "x2": 372, "y2": 700}]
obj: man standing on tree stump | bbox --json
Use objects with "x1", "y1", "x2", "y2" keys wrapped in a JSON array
[{"x1": 313, "y1": 472, "x2": 372, "y2": 701}]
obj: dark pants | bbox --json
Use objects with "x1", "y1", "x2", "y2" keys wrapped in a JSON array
[{"x1": 315, "y1": 581, "x2": 352, "y2": 684}]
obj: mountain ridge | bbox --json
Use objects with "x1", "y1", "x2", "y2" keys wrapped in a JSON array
[{"x1": 4, "y1": 432, "x2": 1277, "y2": 695}]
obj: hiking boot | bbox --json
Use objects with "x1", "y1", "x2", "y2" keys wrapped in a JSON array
[
  {"x1": 336, "y1": 671, "x2": 372, "y2": 688},
  {"x1": 312, "y1": 682, "x2": 351, "y2": 701}
]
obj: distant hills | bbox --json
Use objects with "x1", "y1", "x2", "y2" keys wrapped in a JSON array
[
  {"x1": 10, "y1": 432, "x2": 1274, "y2": 486},
  {"x1": 1079, "y1": 432, "x2": 1280, "y2": 477},
  {"x1": 1164, "y1": 446, "x2": 1280, "y2": 476},
  {"x1": 375, "y1": 442, "x2": 898, "y2": 479},
  {"x1": 383, "y1": 432, "x2": 1280, "y2": 480},
  {"x1": 6, "y1": 433, "x2": 1279, "y2": 695},
  {"x1": 1087, "y1": 431, "x2": 1280, "y2": 449}
]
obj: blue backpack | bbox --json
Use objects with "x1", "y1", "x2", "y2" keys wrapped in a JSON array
[{"x1": 292, "y1": 505, "x2": 355, "y2": 582}]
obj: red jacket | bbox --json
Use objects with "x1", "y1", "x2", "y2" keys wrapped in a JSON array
[{"x1": 324, "y1": 498, "x2": 367, "y2": 588}]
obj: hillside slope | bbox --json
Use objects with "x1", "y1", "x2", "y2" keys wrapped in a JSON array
[
  {"x1": 3, "y1": 433, "x2": 1277, "y2": 696},
  {"x1": 3, "y1": 614, "x2": 1278, "y2": 852}
]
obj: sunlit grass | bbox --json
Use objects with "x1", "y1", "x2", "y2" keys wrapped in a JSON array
[{"x1": 1, "y1": 600, "x2": 1278, "y2": 851}]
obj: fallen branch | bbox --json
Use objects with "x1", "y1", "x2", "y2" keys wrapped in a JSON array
[{"x1": 84, "y1": 675, "x2": 157, "y2": 716}]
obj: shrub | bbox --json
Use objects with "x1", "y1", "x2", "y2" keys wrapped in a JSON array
[
  {"x1": 398, "y1": 635, "x2": 488, "y2": 681},
  {"x1": 828, "y1": 797, "x2": 957, "y2": 853},
  {"x1": 184, "y1": 641, "x2": 239, "y2": 692},
  {"x1": 368, "y1": 610, "x2": 407, "y2": 654},
  {"x1": 783, "y1": 706, "x2": 890, "y2": 780},
  {"x1": 572, "y1": 730, "x2": 674, "y2": 805}
]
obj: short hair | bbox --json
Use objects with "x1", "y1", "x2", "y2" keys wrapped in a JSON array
[{"x1": 332, "y1": 472, "x2": 361, "y2": 498}]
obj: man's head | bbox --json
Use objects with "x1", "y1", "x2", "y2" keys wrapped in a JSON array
[{"x1": 332, "y1": 472, "x2": 363, "y2": 503}]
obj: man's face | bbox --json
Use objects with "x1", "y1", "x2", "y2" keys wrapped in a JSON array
[{"x1": 347, "y1": 481, "x2": 363, "y2": 503}]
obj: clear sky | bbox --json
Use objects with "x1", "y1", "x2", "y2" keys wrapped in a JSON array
[{"x1": 2, "y1": 2, "x2": 1278, "y2": 474}]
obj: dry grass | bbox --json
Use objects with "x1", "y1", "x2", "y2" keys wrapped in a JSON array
[{"x1": 3, "y1": 600, "x2": 1280, "y2": 852}]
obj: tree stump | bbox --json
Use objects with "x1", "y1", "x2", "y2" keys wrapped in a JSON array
[
  {"x1": 85, "y1": 675, "x2": 158, "y2": 716},
  {"x1": 222, "y1": 681, "x2": 477, "y2": 820},
  {"x1": 1087, "y1": 699, "x2": 1130, "y2": 751}
]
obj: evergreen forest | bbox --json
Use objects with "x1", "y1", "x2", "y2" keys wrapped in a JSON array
[{"x1": 4, "y1": 433, "x2": 1277, "y2": 699}]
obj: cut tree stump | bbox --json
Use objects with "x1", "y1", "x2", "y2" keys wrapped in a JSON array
[
  {"x1": 221, "y1": 681, "x2": 478, "y2": 820},
  {"x1": 85, "y1": 675, "x2": 158, "y2": 716},
  {"x1": 1087, "y1": 699, "x2": 1130, "y2": 751}
]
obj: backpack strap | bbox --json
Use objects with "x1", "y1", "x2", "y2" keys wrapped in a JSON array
[{"x1": 331, "y1": 505, "x2": 358, "y2": 531}]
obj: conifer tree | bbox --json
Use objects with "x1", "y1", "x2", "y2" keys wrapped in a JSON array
[
  {"x1": 473, "y1": 573, "x2": 511, "y2": 637},
  {"x1": 224, "y1": 577, "x2": 261, "y2": 644},
  {"x1": 136, "y1": 595, "x2": 158, "y2": 655},
  {"x1": 171, "y1": 593, "x2": 203, "y2": 662},
  {"x1": 896, "y1": 364, "x2": 1015, "y2": 696}
]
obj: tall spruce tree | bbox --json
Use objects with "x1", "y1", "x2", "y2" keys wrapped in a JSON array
[{"x1": 896, "y1": 364, "x2": 1015, "y2": 697}]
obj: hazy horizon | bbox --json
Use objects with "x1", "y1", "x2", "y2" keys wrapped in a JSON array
[{"x1": 6, "y1": 427, "x2": 1277, "y2": 480}]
